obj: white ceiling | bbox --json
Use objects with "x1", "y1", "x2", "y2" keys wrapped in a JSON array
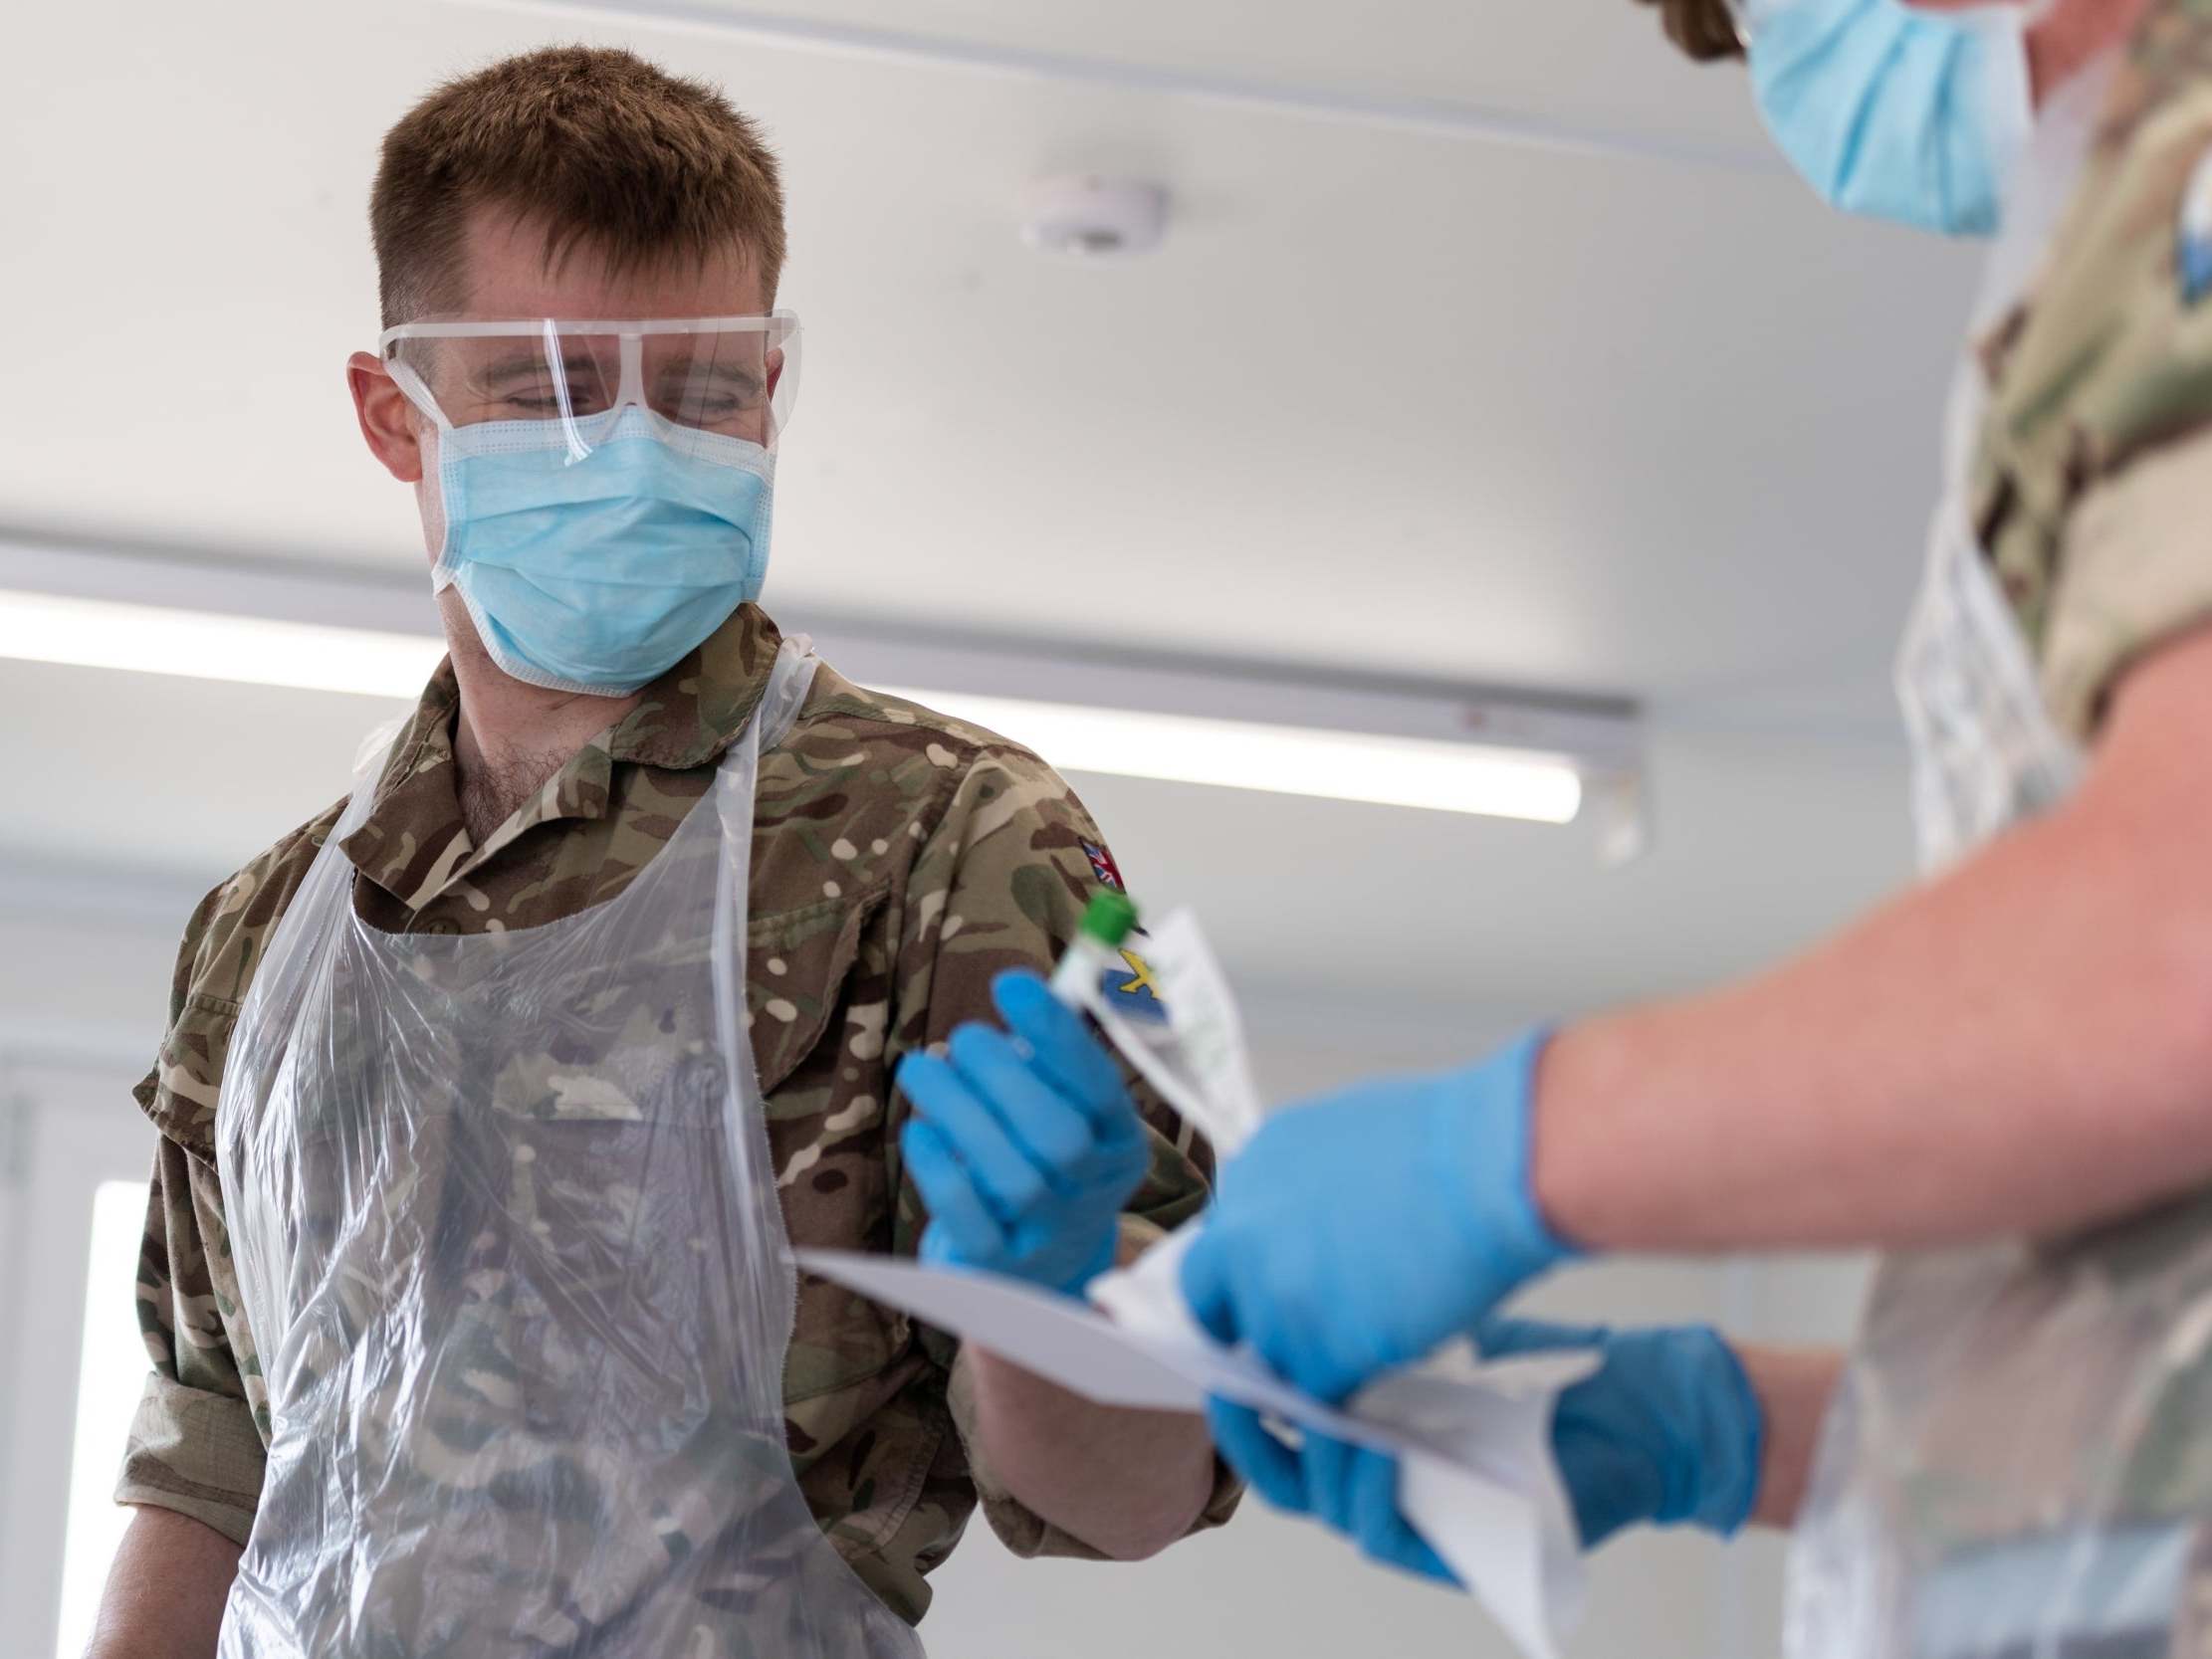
[
  {"x1": 593, "y1": 0, "x2": 1774, "y2": 144},
  {"x1": 0, "y1": 0, "x2": 1979, "y2": 1031}
]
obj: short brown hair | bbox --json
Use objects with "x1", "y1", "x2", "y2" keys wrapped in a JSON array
[
  {"x1": 370, "y1": 45, "x2": 786, "y2": 325},
  {"x1": 1636, "y1": 0, "x2": 1745, "y2": 62}
]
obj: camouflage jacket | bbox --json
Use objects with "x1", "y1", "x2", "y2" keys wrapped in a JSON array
[
  {"x1": 119, "y1": 602, "x2": 1236, "y2": 1624},
  {"x1": 1970, "y1": 0, "x2": 2212, "y2": 734}
]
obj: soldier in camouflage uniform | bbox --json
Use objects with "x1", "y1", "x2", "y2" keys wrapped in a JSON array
[
  {"x1": 96, "y1": 44, "x2": 1233, "y2": 1659},
  {"x1": 1096, "y1": 3, "x2": 2212, "y2": 1649},
  {"x1": 1783, "y1": 10, "x2": 2212, "y2": 1654}
]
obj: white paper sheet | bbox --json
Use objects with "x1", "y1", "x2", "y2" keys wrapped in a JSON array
[
  {"x1": 797, "y1": 1250, "x2": 1206, "y2": 1413},
  {"x1": 798, "y1": 1239, "x2": 1594, "y2": 1659}
]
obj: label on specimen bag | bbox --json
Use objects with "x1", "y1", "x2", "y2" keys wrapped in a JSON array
[{"x1": 1069, "y1": 908, "x2": 1265, "y2": 1156}]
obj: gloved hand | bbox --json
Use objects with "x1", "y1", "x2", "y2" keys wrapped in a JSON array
[
  {"x1": 1204, "y1": 1401, "x2": 1459, "y2": 1584},
  {"x1": 1179, "y1": 1031, "x2": 1572, "y2": 1403},
  {"x1": 896, "y1": 969, "x2": 1151, "y2": 1297},
  {"x1": 1202, "y1": 1317, "x2": 1766, "y2": 1584},
  {"x1": 1481, "y1": 1317, "x2": 1765, "y2": 1548}
]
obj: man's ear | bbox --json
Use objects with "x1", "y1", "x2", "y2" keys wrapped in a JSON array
[{"x1": 349, "y1": 351, "x2": 425, "y2": 484}]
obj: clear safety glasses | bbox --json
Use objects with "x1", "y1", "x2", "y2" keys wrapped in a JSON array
[{"x1": 379, "y1": 313, "x2": 802, "y2": 455}]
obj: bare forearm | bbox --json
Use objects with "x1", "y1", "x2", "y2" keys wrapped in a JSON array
[
  {"x1": 1737, "y1": 1345, "x2": 1844, "y2": 1530},
  {"x1": 86, "y1": 1506, "x2": 239, "y2": 1659},
  {"x1": 958, "y1": 1345, "x2": 1216, "y2": 1560},
  {"x1": 1535, "y1": 636, "x2": 2212, "y2": 1255}
]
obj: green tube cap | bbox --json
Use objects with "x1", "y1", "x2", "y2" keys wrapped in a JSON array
[{"x1": 1077, "y1": 891, "x2": 1139, "y2": 948}]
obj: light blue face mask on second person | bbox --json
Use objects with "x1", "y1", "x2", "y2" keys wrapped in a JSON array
[
  {"x1": 1741, "y1": 0, "x2": 2034, "y2": 238},
  {"x1": 427, "y1": 406, "x2": 774, "y2": 697}
]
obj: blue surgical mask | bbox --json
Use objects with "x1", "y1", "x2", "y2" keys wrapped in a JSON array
[
  {"x1": 426, "y1": 406, "x2": 773, "y2": 696},
  {"x1": 1742, "y1": 0, "x2": 2033, "y2": 237}
]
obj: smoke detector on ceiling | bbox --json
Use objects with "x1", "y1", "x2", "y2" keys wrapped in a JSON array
[{"x1": 1021, "y1": 176, "x2": 1169, "y2": 258}]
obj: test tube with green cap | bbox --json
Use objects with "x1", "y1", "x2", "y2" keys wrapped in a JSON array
[{"x1": 1047, "y1": 891, "x2": 1140, "y2": 1006}]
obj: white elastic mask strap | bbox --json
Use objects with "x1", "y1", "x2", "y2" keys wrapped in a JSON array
[
  {"x1": 1970, "y1": 40, "x2": 2119, "y2": 331},
  {"x1": 386, "y1": 357, "x2": 454, "y2": 434},
  {"x1": 384, "y1": 366, "x2": 459, "y2": 584},
  {"x1": 1974, "y1": 4, "x2": 2037, "y2": 197}
]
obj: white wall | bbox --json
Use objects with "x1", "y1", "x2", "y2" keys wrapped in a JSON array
[{"x1": 0, "y1": 875, "x2": 180, "y2": 1650}]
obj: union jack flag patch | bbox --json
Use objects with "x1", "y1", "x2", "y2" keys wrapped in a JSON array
[{"x1": 1079, "y1": 839, "x2": 1125, "y2": 893}]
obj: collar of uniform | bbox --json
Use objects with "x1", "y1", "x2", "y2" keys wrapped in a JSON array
[
  {"x1": 338, "y1": 605, "x2": 782, "y2": 912},
  {"x1": 604, "y1": 602, "x2": 783, "y2": 770}
]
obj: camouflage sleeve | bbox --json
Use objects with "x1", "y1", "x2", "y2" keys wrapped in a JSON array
[
  {"x1": 112, "y1": 888, "x2": 265, "y2": 1546},
  {"x1": 888, "y1": 737, "x2": 1238, "y2": 1558},
  {"x1": 1974, "y1": 4, "x2": 2212, "y2": 737},
  {"x1": 888, "y1": 738, "x2": 1218, "y2": 1268}
]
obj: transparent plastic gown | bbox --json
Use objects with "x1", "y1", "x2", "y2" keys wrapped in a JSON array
[
  {"x1": 212, "y1": 641, "x2": 925, "y2": 1659},
  {"x1": 1788, "y1": 1201, "x2": 2212, "y2": 1659},
  {"x1": 1789, "y1": 47, "x2": 2212, "y2": 1659}
]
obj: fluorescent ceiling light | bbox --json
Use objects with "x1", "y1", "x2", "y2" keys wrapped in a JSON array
[
  {"x1": 883, "y1": 688, "x2": 1582, "y2": 824},
  {"x1": 0, "y1": 589, "x2": 1584, "y2": 823},
  {"x1": 0, "y1": 589, "x2": 443, "y2": 701}
]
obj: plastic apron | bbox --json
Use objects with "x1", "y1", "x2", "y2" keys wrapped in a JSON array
[
  {"x1": 1787, "y1": 54, "x2": 2212, "y2": 1659},
  {"x1": 211, "y1": 639, "x2": 926, "y2": 1659}
]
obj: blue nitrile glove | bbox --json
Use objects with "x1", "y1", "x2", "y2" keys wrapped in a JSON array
[
  {"x1": 1179, "y1": 1031, "x2": 1573, "y2": 1404},
  {"x1": 1201, "y1": 1318, "x2": 1765, "y2": 1584},
  {"x1": 1205, "y1": 1401, "x2": 1460, "y2": 1585},
  {"x1": 896, "y1": 969, "x2": 1151, "y2": 1297},
  {"x1": 1480, "y1": 1317, "x2": 1764, "y2": 1547}
]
